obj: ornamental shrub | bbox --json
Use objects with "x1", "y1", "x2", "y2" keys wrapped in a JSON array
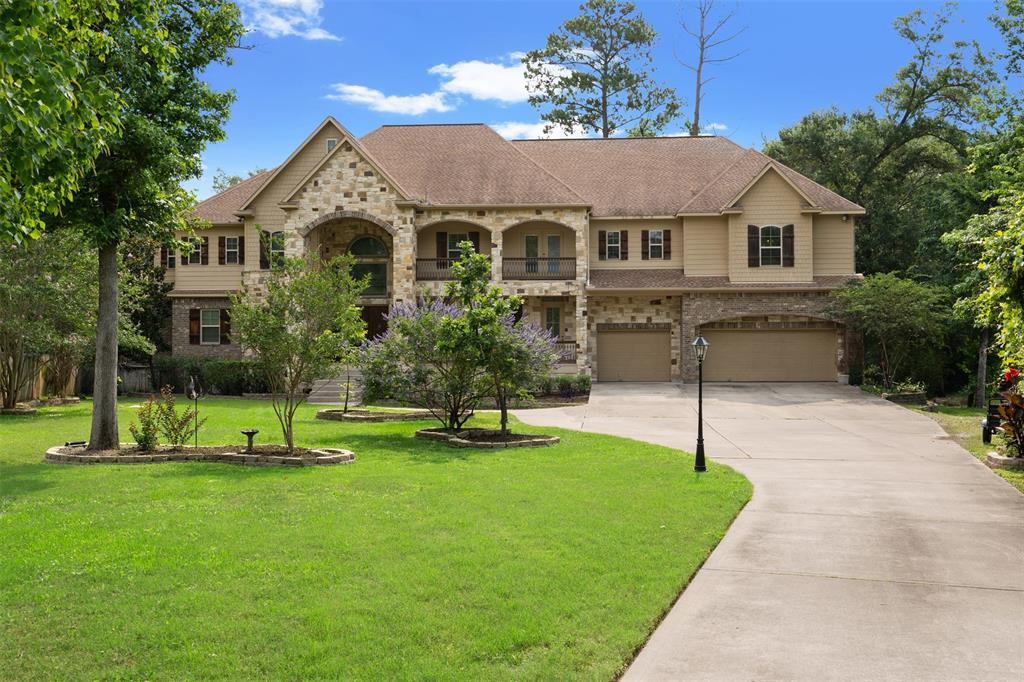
[
  {"x1": 155, "y1": 385, "x2": 206, "y2": 448},
  {"x1": 201, "y1": 359, "x2": 268, "y2": 395},
  {"x1": 128, "y1": 396, "x2": 160, "y2": 451}
]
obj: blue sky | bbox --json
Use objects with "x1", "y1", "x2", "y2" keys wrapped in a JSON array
[{"x1": 187, "y1": 0, "x2": 1003, "y2": 199}]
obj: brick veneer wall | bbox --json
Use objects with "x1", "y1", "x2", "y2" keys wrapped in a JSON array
[
  {"x1": 588, "y1": 295, "x2": 683, "y2": 379},
  {"x1": 679, "y1": 290, "x2": 844, "y2": 381},
  {"x1": 170, "y1": 297, "x2": 242, "y2": 359}
]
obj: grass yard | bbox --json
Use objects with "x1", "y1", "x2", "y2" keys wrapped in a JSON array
[
  {"x1": 918, "y1": 405, "x2": 1024, "y2": 493},
  {"x1": 0, "y1": 398, "x2": 750, "y2": 681}
]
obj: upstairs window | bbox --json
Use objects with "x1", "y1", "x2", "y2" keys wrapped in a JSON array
[
  {"x1": 349, "y1": 236, "x2": 389, "y2": 257},
  {"x1": 760, "y1": 225, "x2": 782, "y2": 266},
  {"x1": 185, "y1": 238, "x2": 202, "y2": 265},
  {"x1": 448, "y1": 232, "x2": 469, "y2": 259},
  {"x1": 326, "y1": 138, "x2": 338, "y2": 152},
  {"x1": 648, "y1": 230, "x2": 664, "y2": 259},
  {"x1": 606, "y1": 230, "x2": 621, "y2": 259},
  {"x1": 269, "y1": 231, "x2": 285, "y2": 263},
  {"x1": 225, "y1": 236, "x2": 239, "y2": 265}
]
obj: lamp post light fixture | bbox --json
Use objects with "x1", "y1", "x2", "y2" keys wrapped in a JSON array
[{"x1": 691, "y1": 336, "x2": 710, "y2": 473}]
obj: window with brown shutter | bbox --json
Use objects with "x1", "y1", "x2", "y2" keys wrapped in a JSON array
[
  {"x1": 598, "y1": 230, "x2": 607, "y2": 260},
  {"x1": 237, "y1": 235, "x2": 245, "y2": 265},
  {"x1": 200, "y1": 236, "x2": 209, "y2": 265},
  {"x1": 782, "y1": 224, "x2": 795, "y2": 267},
  {"x1": 747, "y1": 225, "x2": 760, "y2": 267},
  {"x1": 663, "y1": 228, "x2": 672, "y2": 260},
  {"x1": 188, "y1": 309, "x2": 200, "y2": 344},
  {"x1": 620, "y1": 230, "x2": 629, "y2": 260},
  {"x1": 218, "y1": 236, "x2": 226, "y2": 265},
  {"x1": 641, "y1": 230, "x2": 650, "y2": 260},
  {"x1": 160, "y1": 245, "x2": 168, "y2": 269},
  {"x1": 219, "y1": 309, "x2": 231, "y2": 345}
]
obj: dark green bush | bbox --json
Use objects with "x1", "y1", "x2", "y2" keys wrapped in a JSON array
[
  {"x1": 201, "y1": 360, "x2": 269, "y2": 395},
  {"x1": 575, "y1": 372, "x2": 592, "y2": 393}
]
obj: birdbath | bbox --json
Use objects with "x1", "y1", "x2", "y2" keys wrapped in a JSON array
[{"x1": 241, "y1": 429, "x2": 259, "y2": 453}]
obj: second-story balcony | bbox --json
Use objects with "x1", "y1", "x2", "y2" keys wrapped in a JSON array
[
  {"x1": 416, "y1": 257, "x2": 460, "y2": 280},
  {"x1": 502, "y1": 257, "x2": 576, "y2": 280}
]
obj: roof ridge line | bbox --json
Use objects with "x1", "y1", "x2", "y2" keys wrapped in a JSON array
[
  {"x1": 677, "y1": 148, "x2": 759, "y2": 212},
  {"x1": 493, "y1": 127, "x2": 590, "y2": 205}
]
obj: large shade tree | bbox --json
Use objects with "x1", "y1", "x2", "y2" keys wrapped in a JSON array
[
  {"x1": 523, "y1": 0, "x2": 681, "y2": 137},
  {"x1": 0, "y1": 1, "x2": 165, "y2": 244},
  {"x1": 55, "y1": 0, "x2": 244, "y2": 450}
]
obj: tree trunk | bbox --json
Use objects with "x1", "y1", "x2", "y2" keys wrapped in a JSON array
[
  {"x1": 974, "y1": 327, "x2": 989, "y2": 408},
  {"x1": 343, "y1": 368, "x2": 351, "y2": 413},
  {"x1": 88, "y1": 243, "x2": 120, "y2": 450},
  {"x1": 498, "y1": 386, "x2": 508, "y2": 436}
]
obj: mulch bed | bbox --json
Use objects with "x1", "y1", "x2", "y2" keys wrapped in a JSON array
[
  {"x1": 415, "y1": 427, "x2": 559, "y2": 449},
  {"x1": 45, "y1": 444, "x2": 354, "y2": 467},
  {"x1": 316, "y1": 408, "x2": 433, "y2": 422}
]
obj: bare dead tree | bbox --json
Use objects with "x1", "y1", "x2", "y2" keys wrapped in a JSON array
[{"x1": 677, "y1": 0, "x2": 746, "y2": 136}]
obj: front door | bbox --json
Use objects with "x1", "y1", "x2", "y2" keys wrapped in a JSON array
[
  {"x1": 546, "y1": 234, "x2": 560, "y2": 274},
  {"x1": 360, "y1": 306, "x2": 388, "y2": 341}
]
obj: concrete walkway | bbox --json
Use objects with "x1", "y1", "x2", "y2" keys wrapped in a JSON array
[{"x1": 515, "y1": 383, "x2": 1024, "y2": 681}]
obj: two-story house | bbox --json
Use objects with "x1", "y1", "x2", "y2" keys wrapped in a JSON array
[{"x1": 166, "y1": 116, "x2": 863, "y2": 383}]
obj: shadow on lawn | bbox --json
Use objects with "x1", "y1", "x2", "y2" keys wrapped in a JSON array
[{"x1": 0, "y1": 463, "x2": 57, "y2": 500}]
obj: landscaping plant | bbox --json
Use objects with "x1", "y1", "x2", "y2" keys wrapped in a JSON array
[
  {"x1": 155, "y1": 386, "x2": 205, "y2": 448},
  {"x1": 128, "y1": 396, "x2": 161, "y2": 451},
  {"x1": 231, "y1": 254, "x2": 367, "y2": 452},
  {"x1": 997, "y1": 367, "x2": 1024, "y2": 458}
]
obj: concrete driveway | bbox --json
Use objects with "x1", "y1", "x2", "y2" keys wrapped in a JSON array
[{"x1": 515, "y1": 383, "x2": 1024, "y2": 681}]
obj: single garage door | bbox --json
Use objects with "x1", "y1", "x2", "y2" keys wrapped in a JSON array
[
  {"x1": 597, "y1": 330, "x2": 671, "y2": 382},
  {"x1": 701, "y1": 329, "x2": 837, "y2": 382}
]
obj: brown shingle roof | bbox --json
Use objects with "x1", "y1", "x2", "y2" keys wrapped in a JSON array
[
  {"x1": 588, "y1": 270, "x2": 859, "y2": 290},
  {"x1": 513, "y1": 136, "x2": 864, "y2": 216},
  {"x1": 359, "y1": 124, "x2": 586, "y2": 206},
  {"x1": 192, "y1": 170, "x2": 274, "y2": 224}
]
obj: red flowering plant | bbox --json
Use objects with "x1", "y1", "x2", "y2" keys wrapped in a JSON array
[{"x1": 996, "y1": 367, "x2": 1024, "y2": 458}]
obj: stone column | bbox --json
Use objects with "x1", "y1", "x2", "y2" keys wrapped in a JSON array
[
  {"x1": 392, "y1": 211, "x2": 417, "y2": 304},
  {"x1": 575, "y1": 290, "x2": 590, "y2": 375},
  {"x1": 490, "y1": 229, "x2": 503, "y2": 281}
]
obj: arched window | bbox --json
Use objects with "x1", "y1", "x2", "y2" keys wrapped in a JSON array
[
  {"x1": 348, "y1": 236, "x2": 389, "y2": 296},
  {"x1": 759, "y1": 225, "x2": 782, "y2": 266}
]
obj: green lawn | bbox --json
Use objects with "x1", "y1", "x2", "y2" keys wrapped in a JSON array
[
  {"x1": 0, "y1": 398, "x2": 750, "y2": 680},
  {"x1": 918, "y1": 405, "x2": 1024, "y2": 493}
]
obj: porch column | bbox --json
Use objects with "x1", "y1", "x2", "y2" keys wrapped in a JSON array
[
  {"x1": 575, "y1": 292, "x2": 590, "y2": 375},
  {"x1": 392, "y1": 211, "x2": 416, "y2": 304},
  {"x1": 491, "y1": 229, "x2": 503, "y2": 281}
]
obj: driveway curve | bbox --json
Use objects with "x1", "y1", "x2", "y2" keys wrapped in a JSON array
[{"x1": 515, "y1": 383, "x2": 1024, "y2": 681}]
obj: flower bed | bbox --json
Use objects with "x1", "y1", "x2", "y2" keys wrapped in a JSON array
[
  {"x1": 986, "y1": 450, "x2": 1024, "y2": 471},
  {"x1": 415, "y1": 427, "x2": 559, "y2": 449},
  {"x1": 316, "y1": 408, "x2": 433, "y2": 422},
  {"x1": 45, "y1": 443, "x2": 354, "y2": 467}
]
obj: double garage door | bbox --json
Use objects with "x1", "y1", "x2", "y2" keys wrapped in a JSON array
[{"x1": 597, "y1": 328, "x2": 837, "y2": 383}]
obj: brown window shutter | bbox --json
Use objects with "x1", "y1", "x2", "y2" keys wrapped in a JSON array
[
  {"x1": 782, "y1": 224, "x2": 795, "y2": 267},
  {"x1": 218, "y1": 236, "x2": 226, "y2": 265},
  {"x1": 747, "y1": 225, "x2": 760, "y2": 267},
  {"x1": 188, "y1": 309, "x2": 200, "y2": 345},
  {"x1": 598, "y1": 230, "x2": 607, "y2": 260},
  {"x1": 160, "y1": 245, "x2": 168, "y2": 269},
  {"x1": 259, "y1": 232, "x2": 270, "y2": 269},
  {"x1": 435, "y1": 231, "x2": 447, "y2": 259},
  {"x1": 663, "y1": 228, "x2": 672, "y2": 260},
  {"x1": 200, "y1": 237, "x2": 209, "y2": 265},
  {"x1": 620, "y1": 230, "x2": 629, "y2": 260},
  {"x1": 469, "y1": 231, "x2": 480, "y2": 253},
  {"x1": 237, "y1": 235, "x2": 245, "y2": 265},
  {"x1": 219, "y1": 309, "x2": 231, "y2": 345},
  {"x1": 641, "y1": 230, "x2": 649, "y2": 260}
]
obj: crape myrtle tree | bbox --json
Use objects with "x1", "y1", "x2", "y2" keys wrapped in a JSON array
[
  {"x1": 0, "y1": 1, "x2": 165, "y2": 243},
  {"x1": 829, "y1": 273, "x2": 950, "y2": 390},
  {"x1": 231, "y1": 254, "x2": 368, "y2": 453},
  {"x1": 523, "y1": 0, "x2": 681, "y2": 138},
  {"x1": 55, "y1": 0, "x2": 245, "y2": 450}
]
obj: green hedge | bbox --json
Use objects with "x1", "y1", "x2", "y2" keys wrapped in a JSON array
[{"x1": 151, "y1": 357, "x2": 268, "y2": 395}]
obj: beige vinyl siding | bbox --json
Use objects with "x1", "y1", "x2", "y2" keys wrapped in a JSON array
[
  {"x1": 589, "y1": 218, "x2": 683, "y2": 270},
  {"x1": 813, "y1": 215, "x2": 856, "y2": 275},
  {"x1": 244, "y1": 125, "x2": 345, "y2": 269},
  {"x1": 417, "y1": 223, "x2": 493, "y2": 258},
  {"x1": 682, "y1": 216, "x2": 728, "y2": 276},
  {"x1": 172, "y1": 226, "x2": 244, "y2": 291},
  {"x1": 728, "y1": 169, "x2": 813, "y2": 282}
]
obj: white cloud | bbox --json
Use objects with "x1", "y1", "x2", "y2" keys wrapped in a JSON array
[
  {"x1": 492, "y1": 121, "x2": 590, "y2": 140},
  {"x1": 702, "y1": 122, "x2": 728, "y2": 132},
  {"x1": 241, "y1": 0, "x2": 341, "y2": 41},
  {"x1": 428, "y1": 53, "x2": 529, "y2": 104},
  {"x1": 325, "y1": 84, "x2": 452, "y2": 115}
]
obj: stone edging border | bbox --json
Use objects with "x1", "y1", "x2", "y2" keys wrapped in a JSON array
[
  {"x1": 45, "y1": 445, "x2": 354, "y2": 467},
  {"x1": 986, "y1": 450, "x2": 1024, "y2": 471},
  {"x1": 415, "y1": 428, "x2": 559, "y2": 449},
  {"x1": 316, "y1": 408, "x2": 433, "y2": 422}
]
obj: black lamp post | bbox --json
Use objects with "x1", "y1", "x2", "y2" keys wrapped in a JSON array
[{"x1": 692, "y1": 336, "x2": 709, "y2": 472}]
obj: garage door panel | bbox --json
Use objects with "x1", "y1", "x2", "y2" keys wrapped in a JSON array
[
  {"x1": 702, "y1": 329, "x2": 836, "y2": 382},
  {"x1": 597, "y1": 331, "x2": 671, "y2": 382}
]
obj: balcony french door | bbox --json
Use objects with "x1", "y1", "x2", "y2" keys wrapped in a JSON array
[{"x1": 525, "y1": 235, "x2": 539, "y2": 274}]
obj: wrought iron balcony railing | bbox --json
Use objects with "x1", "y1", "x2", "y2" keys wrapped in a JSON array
[{"x1": 502, "y1": 257, "x2": 576, "y2": 280}]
